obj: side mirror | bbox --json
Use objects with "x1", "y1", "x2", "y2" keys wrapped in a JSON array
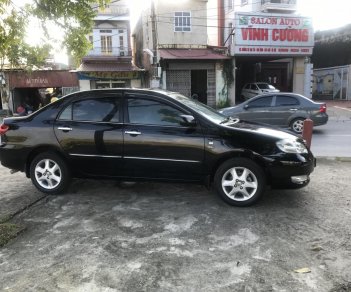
[
  {"x1": 244, "y1": 104, "x2": 250, "y2": 110},
  {"x1": 180, "y1": 114, "x2": 196, "y2": 127}
]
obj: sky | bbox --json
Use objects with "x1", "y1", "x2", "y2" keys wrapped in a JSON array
[
  {"x1": 10, "y1": 0, "x2": 351, "y2": 64},
  {"x1": 297, "y1": 0, "x2": 351, "y2": 31}
]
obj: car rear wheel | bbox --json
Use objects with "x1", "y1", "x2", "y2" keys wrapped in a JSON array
[
  {"x1": 214, "y1": 158, "x2": 265, "y2": 206},
  {"x1": 30, "y1": 152, "x2": 70, "y2": 194},
  {"x1": 290, "y1": 118, "x2": 305, "y2": 134}
]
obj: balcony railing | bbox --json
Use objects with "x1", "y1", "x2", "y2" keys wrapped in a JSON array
[
  {"x1": 87, "y1": 47, "x2": 131, "y2": 57},
  {"x1": 261, "y1": 0, "x2": 297, "y2": 12}
]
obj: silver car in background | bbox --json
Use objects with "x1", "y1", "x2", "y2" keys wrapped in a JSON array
[
  {"x1": 241, "y1": 82, "x2": 280, "y2": 100},
  {"x1": 219, "y1": 93, "x2": 328, "y2": 134}
]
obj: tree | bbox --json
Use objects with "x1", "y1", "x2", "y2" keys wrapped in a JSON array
[
  {"x1": 0, "y1": 1, "x2": 53, "y2": 69},
  {"x1": 0, "y1": 5, "x2": 27, "y2": 69},
  {"x1": 32, "y1": 0, "x2": 111, "y2": 65},
  {"x1": 0, "y1": 0, "x2": 112, "y2": 68}
]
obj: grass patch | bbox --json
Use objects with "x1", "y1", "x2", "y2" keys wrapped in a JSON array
[{"x1": 0, "y1": 223, "x2": 25, "y2": 248}]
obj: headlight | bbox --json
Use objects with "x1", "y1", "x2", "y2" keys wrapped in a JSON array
[{"x1": 276, "y1": 139, "x2": 308, "y2": 154}]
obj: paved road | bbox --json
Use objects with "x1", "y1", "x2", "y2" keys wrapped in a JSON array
[{"x1": 311, "y1": 104, "x2": 351, "y2": 157}]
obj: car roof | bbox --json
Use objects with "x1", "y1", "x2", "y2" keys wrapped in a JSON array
[{"x1": 252, "y1": 92, "x2": 303, "y2": 98}]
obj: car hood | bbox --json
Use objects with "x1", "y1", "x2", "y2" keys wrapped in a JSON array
[{"x1": 221, "y1": 120, "x2": 298, "y2": 141}]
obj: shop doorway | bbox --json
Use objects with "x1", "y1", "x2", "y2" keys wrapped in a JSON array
[
  {"x1": 235, "y1": 58, "x2": 292, "y2": 99},
  {"x1": 191, "y1": 70, "x2": 207, "y2": 104}
]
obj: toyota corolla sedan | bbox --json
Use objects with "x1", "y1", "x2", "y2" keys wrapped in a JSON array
[
  {"x1": 0, "y1": 89, "x2": 316, "y2": 206},
  {"x1": 219, "y1": 93, "x2": 328, "y2": 134}
]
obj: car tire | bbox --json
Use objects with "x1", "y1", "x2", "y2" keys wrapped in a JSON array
[
  {"x1": 30, "y1": 152, "x2": 71, "y2": 194},
  {"x1": 290, "y1": 118, "x2": 305, "y2": 134},
  {"x1": 214, "y1": 158, "x2": 265, "y2": 207}
]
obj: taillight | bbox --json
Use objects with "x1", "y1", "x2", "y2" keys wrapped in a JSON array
[
  {"x1": 0, "y1": 124, "x2": 9, "y2": 135},
  {"x1": 319, "y1": 104, "x2": 327, "y2": 113}
]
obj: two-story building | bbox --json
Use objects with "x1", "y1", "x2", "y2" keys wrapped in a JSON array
[
  {"x1": 133, "y1": 0, "x2": 230, "y2": 107},
  {"x1": 77, "y1": 1, "x2": 142, "y2": 90},
  {"x1": 210, "y1": 0, "x2": 314, "y2": 103}
]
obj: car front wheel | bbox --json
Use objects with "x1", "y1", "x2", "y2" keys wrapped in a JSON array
[
  {"x1": 214, "y1": 158, "x2": 265, "y2": 206},
  {"x1": 290, "y1": 118, "x2": 305, "y2": 134},
  {"x1": 30, "y1": 152, "x2": 71, "y2": 194}
]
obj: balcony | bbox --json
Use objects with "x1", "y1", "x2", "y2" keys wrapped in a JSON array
[
  {"x1": 86, "y1": 47, "x2": 131, "y2": 58},
  {"x1": 261, "y1": 0, "x2": 297, "y2": 13}
]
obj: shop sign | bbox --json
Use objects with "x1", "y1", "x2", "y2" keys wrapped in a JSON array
[
  {"x1": 78, "y1": 71, "x2": 140, "y2": 80},
  {"x1": 26, "y1": 77, "x2": 49, "y2": 86},
  {"x1": 234, "y1": 13, "x2": 314, "y2": 56}
]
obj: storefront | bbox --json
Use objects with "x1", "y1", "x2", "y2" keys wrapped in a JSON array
[
  {"x1": 1, "y1": 70, "x2": 79, "y2": 115},
  {"x1": 77, "y1": 57, "x2": 143, "y2": 90},
  {"x1": 159, "y1": 48, "x2": 230, "y2": 107},
  {"x1": 231, "y1": 12, "x2": 314, "y2": 102}
]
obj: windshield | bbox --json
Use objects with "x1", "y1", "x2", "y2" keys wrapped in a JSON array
[
  {"x1": 257, "y1": 83, "x2": 275, "y2": 90},
  {"x1": 167, "y1": 92, "x2": 227, "y2": 124}
]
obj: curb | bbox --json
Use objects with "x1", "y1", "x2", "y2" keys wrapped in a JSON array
[{"x1": 316, "y1": 156, "x2": 351, "y2": 162}]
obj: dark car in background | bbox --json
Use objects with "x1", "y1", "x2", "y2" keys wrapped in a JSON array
[
  {"x1": 0, "y1": 89, "x2": 316, "y2": 206},
  {"x1": 219, "y1": 93, "x2": 328, "y2": 134}
]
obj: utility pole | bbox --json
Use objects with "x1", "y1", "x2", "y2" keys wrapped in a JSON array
[{"x1": 150, "y1": 0, "x2": 159, "y2": 84}]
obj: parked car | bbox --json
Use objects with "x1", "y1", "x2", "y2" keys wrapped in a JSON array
[
  {"x1": 0, "y1": 89, "x2": 316, "y2": 206},
  {"x1": 219, "y1": 93, "x2": 328, "y2": 134},
  {"x1": 241, "y1": 82, "x2": 279, "y2": 100}
]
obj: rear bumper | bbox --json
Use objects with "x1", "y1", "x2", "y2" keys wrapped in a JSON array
[
  {"x1": 312, "y1": 114, "x2": 328, "y2": 126},
  {"x1": 0, "y1": 147, "x2": 29, "y2": 172}
]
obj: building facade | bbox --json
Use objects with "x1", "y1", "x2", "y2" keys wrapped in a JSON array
[
  {"x1": 133, "y1": 0, "x2": 230, "y2": 107},
  {"x1": 77, "y1": 1, "x2": 142, "y2": 90},
  {"x1": 212, "y1": 0, "x2": 314, "y2": 104}
]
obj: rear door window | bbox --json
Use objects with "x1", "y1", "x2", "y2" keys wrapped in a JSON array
[{"x1": 58, "y1": 97, "x2": 121, "y2": 123}]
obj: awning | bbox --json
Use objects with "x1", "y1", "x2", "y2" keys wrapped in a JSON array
[
  {"x1": 77, "y1": 62, "x2": 142, "y2": 72},
  {"x1": 8, "y1": 70, "x2": 79, "y2": 89},
  {"x1": 159, "y1": 49, "x2": 230, "y2": 60}
]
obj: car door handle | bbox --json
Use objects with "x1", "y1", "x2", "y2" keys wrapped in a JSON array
[
  {"x1": 125, "y1": 130, "x2": 141, "y2": 136},
  {"x1": 58, "y1": 127, "x2": 73, "y2": 131},
  {"x1": 289, "y1": 108, "x2": 298, "y2": 111}
]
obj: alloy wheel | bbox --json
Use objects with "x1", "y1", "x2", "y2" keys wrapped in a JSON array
[
  {"x1": 34, "y1": 159, "x2": 62, "y2": 190},
  {"x1": 292, "y1": 119, "x2": 304, "y2": 133},
  {"x1": 221, "y1": 166, "x2": 258, "y2": 201}
]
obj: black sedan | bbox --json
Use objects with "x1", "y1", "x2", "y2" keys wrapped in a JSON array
[
  {"x1": 219, "y1": 93, "x2": 328, "y2": 133},
  {"x1": 0, "y1": 89, "x2": 316, "y2": 206}
]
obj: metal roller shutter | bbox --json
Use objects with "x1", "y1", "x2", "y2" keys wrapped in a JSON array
[{"x1": 166, "y1": 70, "x2": 191, "y2": 97}]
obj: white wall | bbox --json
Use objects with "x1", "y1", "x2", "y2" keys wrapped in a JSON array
[
  {"x1": 155, "y1": 0, "x2": 208, "y2": 46},
  {"x1": 131, "y1": 79, "x2": 142, "y2": 88},
  {"x1": 207, "y1": 0, "x2": 219, "y2": 46},
  {"x1": 293, "y1": 57, "x2": 305, "y2": 95},
  {"x1": 79, "y1": 80, "x2": 91, "y2": 91}
]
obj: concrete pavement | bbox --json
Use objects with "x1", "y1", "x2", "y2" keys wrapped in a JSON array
[
  {"x1": 1, "y1": 100, "x2": 351, "y2": 290},
  {"x1": 1, "y1": 99, "x2": 351, "y2": 223}
]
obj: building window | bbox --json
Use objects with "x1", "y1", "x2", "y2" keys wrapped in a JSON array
[
  {"x1": 101, "y1": 35, "x2": 112, "y2": 54},
  {"x1": 119, "y1": 36, "x2": 124, "y2": 49},
  {"x1": 228, "y1": 0, "x2": 233, "y2": 10},
  {"x1": 174, "y1": 12, "x2": 191, "y2": 32}
]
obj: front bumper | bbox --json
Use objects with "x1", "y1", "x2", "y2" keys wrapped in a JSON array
[{"x1": 266, "y1": 154, "x2": 316, "y2": 189}]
